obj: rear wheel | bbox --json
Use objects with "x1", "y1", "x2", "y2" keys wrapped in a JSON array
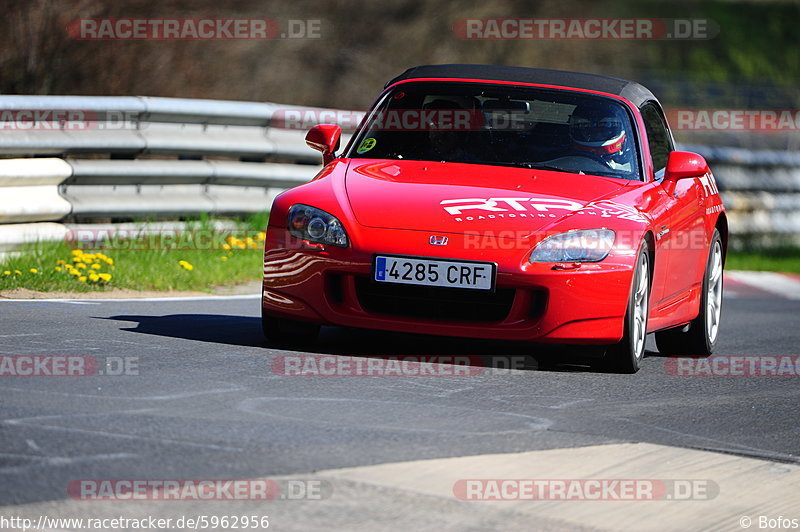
[
  {"x1": 604, "y1": 245, "x2": 650, "y2": 373},
  {"x1": 261, "y1": 311, "x2": 320, "y2": 345},
  {"x1": 655, "y1": 229, "x2": 723, "y2": 356}
]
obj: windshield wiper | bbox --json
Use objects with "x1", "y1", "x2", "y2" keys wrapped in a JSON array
[
  {"x1": 526, "y1": 163, "x2": 583, "y2": 173},
  {"x1": 496, "y1": 161, "x2": 633, "y2": 179},
  {"x1": 495, "y1": 162, "x2": 582, "y2": 174}
]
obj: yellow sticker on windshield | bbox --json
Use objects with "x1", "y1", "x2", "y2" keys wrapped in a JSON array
[{"x1": 357, "y1": 137, "x2": 377, "y2": 154}]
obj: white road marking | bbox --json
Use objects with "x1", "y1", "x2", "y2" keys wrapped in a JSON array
[
  {"x1": 1, "y1": 385, "x2": 245, "y2": 401},
  {"x1": 0, "y1": 294, "x2": 260, "y2": 303},
  {"x1": 726, "y1": 270, "x2": 800, "y2": 300},
  {"x1": 9, "y1": 423, "x2": 244, "y2": 452},
  {"x1": 0, "y1": 453, "x2": 137, "y2": 474},
  {"x1": 237, "y1": 396, "x2": 554, "y2": 434},
  {"x1": 4, "y1": 411, "x2": 244, "y2": 452},
  {"x1": 492, "y1": 395, "x2": 595, "y2": 409}
]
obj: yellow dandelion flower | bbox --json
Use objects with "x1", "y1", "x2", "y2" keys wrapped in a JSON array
[
  {"x1": 2, "y1": 271, "x2": 10, "y2": 276},
  {"x1": 222, "y1": 243, "x2": 231, "y2": 251},
  {"x1": 179, "y1": 261, "x2": 194, "y2": 271},
  {"x1": 256, "y1": 232, "x2": 266, "y2": 241},
  {"x1": 98, "y1": 273, "x2": 112, "y2": 282},
  {"x1": 69, "y1": 270, "x2": 81, "y2": 276},
  {"x1": 71, "y1": 249, "x2": 83, "y2": 256},
  {"x1": 57, "y1": 259, "x2": 66, "y2": 265},
  {"x1": 78, "y1": 276, "x2": 87, "y2": 282},
  {"x1": 104, "y1": 258, "x2": 114, "y2": 265},
  {"x1": 14, "y1": 270, "x2": 21, "y2": 275},
  {"x1": 29, "y1": 268, "x2": 39, "y2": 274},
  {"x1": 88, "y1": 273, "x2": 100, "y2": 282},
  {"x1": 76, "y1": 263, "x2": 87, "y2": 270},
  {"x1": 220, "y1": 256, "x2": 228, "y2": 261},
  {"x1": 55, "y1": 266, "x2": 62, "y2": 272},
  {"x1": 90, "y1": 263, "x2": 102, "y2": 270}
]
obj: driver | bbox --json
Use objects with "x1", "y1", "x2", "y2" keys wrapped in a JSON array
[
  {"x1": 423, "y1": 99, "x2": 479, "y2": 163},
  {"x1": 568, "y1": 107, "x2": 634, "y2": 172}
]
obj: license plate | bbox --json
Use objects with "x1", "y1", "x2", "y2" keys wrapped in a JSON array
[{"x1": 374, "y1": 255, "x2": 495, "y2": 291}]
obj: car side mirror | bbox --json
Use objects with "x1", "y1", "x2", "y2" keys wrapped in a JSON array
[
  {"x1": 664, "y1": 151, "x2": 709, "y2": 180},
  {"x1": 305, "y1": 124, "x2": 342, "y2": 166}
]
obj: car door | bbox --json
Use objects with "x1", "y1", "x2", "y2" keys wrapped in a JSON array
[
  {"x1": 642, "y1": 102, "x2": 705, "y2": 311},
  {"x1": 638, "y1": 102, "x2": 675, "y2": 309}
]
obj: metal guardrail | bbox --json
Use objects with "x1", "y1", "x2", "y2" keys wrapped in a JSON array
[
  {"x1": 0, "y1": 158, "x2": 72, "y2": 224},
  {"x1": 0, "y1": 95, "x2": 365, "y2": 252},
  {"x1": 0, "y1": 96, "x2": 797, "y2": 253},
  {"x1": 0, "y1": 96, "x2": 363, "y2": 230},
  {"x1": 680, "y1": 144, "x2": 800, "y2": 238},
  {"x1": 0, "y1": 95, "x2": 323, "y2": 161}
]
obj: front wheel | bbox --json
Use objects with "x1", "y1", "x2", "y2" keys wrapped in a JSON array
[
  {"x1": 604, "y1": 245, "x2": 650, "y2": 373},
  {"x1": 655, "y1": 229, "x2": 723, "y2": 356}
]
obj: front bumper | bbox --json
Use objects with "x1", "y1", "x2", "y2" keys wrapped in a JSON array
[{"x1": 262, "y1": 225, "x2": 635, "y2": 344}]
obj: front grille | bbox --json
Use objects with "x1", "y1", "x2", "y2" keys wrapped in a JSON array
[{"x1": 355, "y1": 278, "x2": 515, "y2": 322}]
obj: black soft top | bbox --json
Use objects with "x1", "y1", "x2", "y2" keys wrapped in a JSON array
[{"x1": 386, "y1": 64, "x2": 658, "y2": 108}]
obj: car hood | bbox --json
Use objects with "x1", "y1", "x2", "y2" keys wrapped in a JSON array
[{"x1": 344, "y1": 159, "x2": 629, "y2": 233}]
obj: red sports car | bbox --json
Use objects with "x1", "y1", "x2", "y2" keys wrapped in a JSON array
[{"x1": 261, "y1": 64, "x2": 726, "y2": 373}]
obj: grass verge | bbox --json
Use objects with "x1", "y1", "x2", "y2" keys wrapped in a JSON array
[
  {"x1": 0, "y1": 215, "x2": 268, "y2": 293},
  {"x1": 3, "y1": 217, "x2": 798, "y2": 294},
  {"x1": 726, "y1": 248, "x2": 800, "y2": 274}
]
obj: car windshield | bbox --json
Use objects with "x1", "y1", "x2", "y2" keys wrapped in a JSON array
[{"x1": 347, "y1": 81, "x2": 640, "y2": 180}]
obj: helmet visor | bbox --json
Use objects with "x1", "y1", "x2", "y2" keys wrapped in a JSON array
[{"x1": 570, "y1": 116, "x2": 624, "y2": 143}]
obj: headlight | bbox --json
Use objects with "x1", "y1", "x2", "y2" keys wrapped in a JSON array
[
  {"x1": 529, "y1": 229, "x2": 615, "y2": 263},
  {"x1": 287, "y1": 204, "x2": 348, "y2": 247}
]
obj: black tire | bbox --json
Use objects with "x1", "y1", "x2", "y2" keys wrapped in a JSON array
[
  {"x1": 261, "y1": 311, "x2": 320, "y2": 345},
  {"x1": 604, "y1": 244, "x2": 650, "y2": 374},
  {"x1": 655, "y1": 229, "x2": 723, "y2": 357}
]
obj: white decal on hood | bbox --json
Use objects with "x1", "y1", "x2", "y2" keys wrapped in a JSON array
[
  {"x1": 441, "y1": 197, "x2": 583, "y2": 215},
  {"x1": 589, "y1": 200, "x2": 646, "y2": 223}
]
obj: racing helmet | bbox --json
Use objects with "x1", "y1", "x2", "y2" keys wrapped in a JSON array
[{"x1": 569, "y1": 107, "x2": 631, "y2": 166}]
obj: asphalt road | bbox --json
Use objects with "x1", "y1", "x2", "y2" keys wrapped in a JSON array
[{"x1": 0, "y1": 289, "x2": 798, "y2": 519}]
